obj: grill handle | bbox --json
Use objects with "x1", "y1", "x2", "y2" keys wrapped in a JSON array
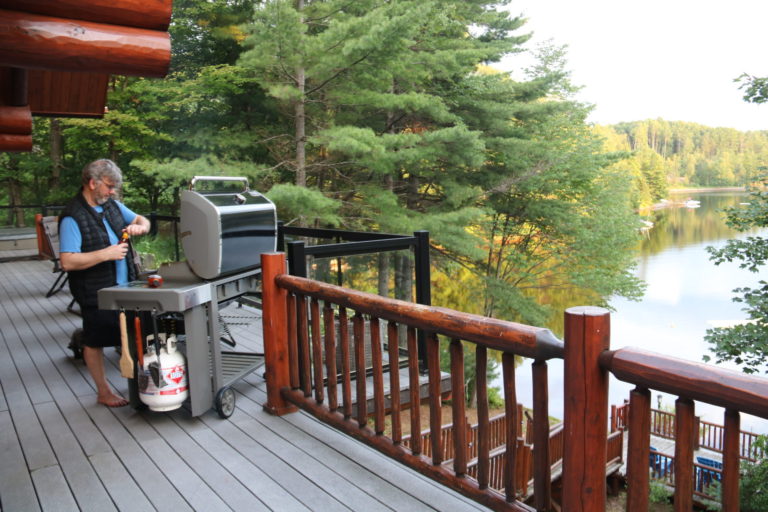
[{"x1": 189, "y1": 176, "x2": 249, "y2": 192}]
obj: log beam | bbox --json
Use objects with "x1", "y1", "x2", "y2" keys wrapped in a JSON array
[
  {"x1": 0, "y1": 9, "x2": 170, "y2": 77},
  {"x1": 0, "y1": 0, "x2": 172, "y2": 31},
  {"x1": 0, "y1": 134, "x2": 33, "y2": 152}
]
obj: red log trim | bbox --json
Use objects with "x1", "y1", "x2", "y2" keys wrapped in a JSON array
[
  {"x1": 721, "y1": 409, "x2": 740, "y2": 511},
  {"x1": 0, "y1": 133, "x2": 32, "y2": 151},
  {"x1": 339, "y1": 307, "x2": 352, "y2": 420},
  {"x1": 370, "y1": 317, "x2": 385, "y2": 434},
  {"x1": 673, "y1": 399, "x2": 695, "y2": 510},
  {"x1": 275, "y1": 275, "x2": 563, "y2": 360},
  {"x1": 323, "y1": 302, "x2": 338, "y2": 411},
  {"x1": 27, "y1": 70, "x2": 109, "y2": 118},
  {"x1": 280, "y1": 387, "x2": 535, "y2": 512},
  {"x1": 407, "y1": 326, "x2": 422, "y2": 455},
  {"x1": 260, "y1": 253, "x2": 298, "y2": 416},
  {"x1": 426, "y1": 332, "x2": 443, "y2": 464},
  {"x1": 0, "y1": 9, "x2": 170, "y2": 77},
  {"x1": 625, "y1": 387, "x2": 650, "y2": 511},
  {"x1": 450, "y1": 339, "x2": 467, "y2": 476},
  {"x1": 0, "y1": 106, "x2": 31, "y2": 134},
  {"x1": 531, "y1": 360, "x2": 551, "y2": 510},
  {"x1": 562, "y1": 306, "x2": 610, "y2": 512},
  {"x1": 354, "y1": 313, "x2": 367, "y2": 427},
  {"x1": 600, "y1": 346, "x2": 768, "y2": 418},
  {"x1": 297, "y1": 295, "x2": 311, "y2": 397},
  {"x1": 1, "y1": 0, "x2": 173, "y2": 31},
  {"x1": 287, "y1": 294, "x2": 299, "y2": 389},
  {"x1": 476, "y1": 345, "x2": 490, "y2": 489},
  {"x1": 310, "y1": 298, "x2": 324, "y2": 404},
  {"x1": 387, "y1": 321, "x2": 402, "y2": 444},
  {"x1": 502, "y1": 352, "x2": 517, "y2": 500}
]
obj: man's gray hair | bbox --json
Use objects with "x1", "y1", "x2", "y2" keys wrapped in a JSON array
[{"x1": 81, "y1": 159, "x2": 123, "y2": 188}]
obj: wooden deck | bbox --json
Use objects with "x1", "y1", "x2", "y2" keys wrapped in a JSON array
[{"x1": 0, "y1": 259, "x2": 491, "y2": 512}]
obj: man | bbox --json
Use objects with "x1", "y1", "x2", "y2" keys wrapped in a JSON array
[{"x1": 60, "y1": 159, "x2": 151, "y2": 407}]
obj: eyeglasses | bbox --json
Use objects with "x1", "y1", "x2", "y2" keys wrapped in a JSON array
[{"x1": 98, "y1": 180, "x2": 119, "y2": 191}]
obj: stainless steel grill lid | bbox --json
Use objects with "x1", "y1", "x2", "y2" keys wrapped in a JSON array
[{"x1": 180, "y1": 176, "x2": 277, "y2": 279}]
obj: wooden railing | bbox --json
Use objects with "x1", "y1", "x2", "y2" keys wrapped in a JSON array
[
  {"x1": 613, "y1": 401, "x2": 766, "y2": 462},
  {"x1": 601, "y1": 348, "x2": 768, "y2": 511},
  {"x1": 260, "y1": 253, "x2": 768, "y2": 511}
]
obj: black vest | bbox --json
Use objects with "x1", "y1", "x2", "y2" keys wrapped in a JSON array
[{"x1": 60, "y1": 191, "x2": 137, "y2": 308}]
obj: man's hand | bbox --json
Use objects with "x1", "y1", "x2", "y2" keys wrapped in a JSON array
[
  {"x1": 103, "y1": 242, "x2": 129, "y2": 261},
  {"x1": 125, "y1": 214, "x2": 151, "y2": 236},
  {"x1": 60, "y1": 243, "x2": 129, "y2": 271}
]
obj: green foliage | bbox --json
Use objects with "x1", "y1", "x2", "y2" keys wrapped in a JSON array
[
  {"x1": 648, "y1": 479, "x2": 672, "y2": 504},
  {"x1": 605, "y1": 119, "x2": 768, "y2": 195},
  {"x1": 266, "y1": 183, "x2": 342, "y2": 227},
  {"x1": 704, "y1": 182, "x2": 768, "y2": 374},
  {"x1": 737, "y1": 74, "x2": 768, "y2": 104},
  {"x1": 740, "y1": 436, "x2": 768, "y2": 512}
]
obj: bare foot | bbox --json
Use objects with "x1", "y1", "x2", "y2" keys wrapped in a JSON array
[{"x1": 97, "y1": 393, "x2": 128, "y2": 408}]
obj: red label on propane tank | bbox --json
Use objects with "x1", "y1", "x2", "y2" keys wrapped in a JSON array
[{"x1": 165, "y1": 366, "x2": 186, "y2": 384}]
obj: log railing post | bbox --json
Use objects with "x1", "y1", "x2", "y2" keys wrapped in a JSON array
[
  {"x1": 625, "y1": 387, "x2": 650, "y2": 511},
  {"x1": 563, "y1": 306, "x2": 610, "y2": 511},
  {"x1": 674, "y1": 398, "x2": 695, "y2": 511},
  {"x1": 721, "y1": 409, "x2": 740, "y2": 511},
  {"x1": 261, "y1": 252, "x2": 298, "y2": 416}
]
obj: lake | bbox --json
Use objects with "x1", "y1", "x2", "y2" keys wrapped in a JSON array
[{"x1": 509, "y1": 191, "x2": 768, "y2": 433}]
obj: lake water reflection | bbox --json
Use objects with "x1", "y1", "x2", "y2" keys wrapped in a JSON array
[{"x1": 510, "y1": 192, "x2": 768, "y2": 433}]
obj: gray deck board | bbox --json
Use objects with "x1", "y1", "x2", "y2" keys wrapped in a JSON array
[
  {"x1": 34, "y1": 401, "x2": 117, "y2": 511},
  {"x1": 0, "y1": 410, "x2": 40, "y2": 512},
  {"x1": 0, "y1": 259, "x2": 492, "y2": 512},
  {"x1": 30, "y1": 465, "x2": 78, "y2": 512}
]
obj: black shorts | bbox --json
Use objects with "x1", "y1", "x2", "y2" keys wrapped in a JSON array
[{"x1": 81, "y1": 308, "x2": 121, "y2": 348}]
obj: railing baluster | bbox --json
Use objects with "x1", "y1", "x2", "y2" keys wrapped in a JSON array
[
  {"x1": 323, "y1": 301, "x2": 338, "y2": 411},
  {"x1": 311, "y1": 298, "x2": 324, "y2": 403},
  {"x1": 532, "y1": 359, "x2": 551, "y2": 510},
  {"x1": 721, "y1": 409, "x2": 740, "y2": 511},
  {"x1": 354, "y1": 313, "x2": 367, "y2": 427},
  {"x1": 387, "y1": 321, "x2": 401, "y2": 443},
  {"x1": 426, "y1": 332, "x2": 442, "y2": 464},
  {"x1": 339, "y1": 307, "x2": 352, "y2": 419},
  {"x1": 626, "y1": 387, "x2": 650, "y2": 511},
  {"x1": 476, "y1": 345, "x2": 489, "y2": 489},
  {"x1": 449, "y1": 339, "x2": 467, "y2": 476},
  {"x1": 673, "y1": 398, "x2": 695, "y2": 510},
  {"x1": 502, "y1": 352, "x2": 517, "y2": 500},
  {"x1": 297, "y1": 294, "x2": 311, "y2": 397},
  {"x1": 287, "y1": 293, "x2": 299, "y2": 389},
  {"x1": 370, "y1": 317, "x2": 385, "y2": 435},
  {"x1": 407, "y1": 326, "x2": 421, "y2": 455}
]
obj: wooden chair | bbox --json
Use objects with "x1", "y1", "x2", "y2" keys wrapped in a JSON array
[{"x1": 38, "y1": 215, "x2": 77, "y2": 314}]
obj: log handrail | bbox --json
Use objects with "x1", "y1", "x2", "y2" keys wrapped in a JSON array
[
  {"x1": 274, "y1": 273, "x2": 564, "y2": 360},
  {"x1": 600, "y1": 347, "x2": 768, "y2": 417}
]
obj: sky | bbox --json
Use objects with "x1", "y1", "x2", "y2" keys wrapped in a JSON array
[{"x1": 500, "y1": 0, "x2": 768, "y2": 131}]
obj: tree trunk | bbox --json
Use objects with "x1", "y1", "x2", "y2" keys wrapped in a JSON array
[
  {"x1": 294, "y1": 0, "x2": 306, "y2": 190},
  {"x1": 49, "y1": 118, "x2": 63, "y2": 191},
  {"x1": 8, "y1": 176, "x2": 25, "y2": 227}
]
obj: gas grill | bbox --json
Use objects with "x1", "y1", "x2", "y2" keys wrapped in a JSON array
[{"x1": 98, "y1": 176, "x2": 277, "y2": 417}]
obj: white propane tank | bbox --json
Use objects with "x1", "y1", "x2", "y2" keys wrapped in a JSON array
[{"x1": 138, "y1": 334, "x2": 189, "y2": 412}]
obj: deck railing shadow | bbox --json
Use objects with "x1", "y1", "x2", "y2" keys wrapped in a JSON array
[{"x1": 260, "y1": 252, "x2": 768, "y2": 512}]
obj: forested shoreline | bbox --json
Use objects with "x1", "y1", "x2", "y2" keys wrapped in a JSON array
[{"x1": 1, "y1": 0, "x2": 764, "y2": 328}]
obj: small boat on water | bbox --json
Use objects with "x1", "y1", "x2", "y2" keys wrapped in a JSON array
[{"x1": 684, "y1": 199, "x2": 701, "y2": 208}]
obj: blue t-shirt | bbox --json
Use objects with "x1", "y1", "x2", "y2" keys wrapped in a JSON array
[{"x1": 59, "y1": 201, "x2": 138, "y2": 285}]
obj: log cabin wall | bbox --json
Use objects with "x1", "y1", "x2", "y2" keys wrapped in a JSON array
[{"x1": 0, "y1": 0, "x2": 172, "y2": 151}]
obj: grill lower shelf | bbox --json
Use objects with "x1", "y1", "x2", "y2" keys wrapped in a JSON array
[{"x1": 219, "y1": 351, "x2": 264, "y2": 386}]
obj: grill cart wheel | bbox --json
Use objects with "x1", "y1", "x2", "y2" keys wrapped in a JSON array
[{"x1": 215, "y1": 386, "x2": 235, "y2": 418}]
